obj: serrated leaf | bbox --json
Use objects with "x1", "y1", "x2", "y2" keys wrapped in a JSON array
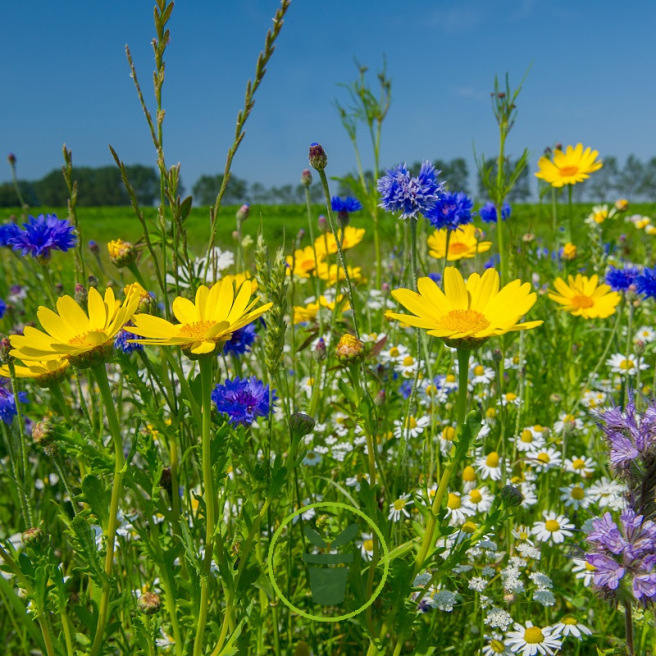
[
  {"x1": 70, "y1": 516, "x2": 108, "y2": 586},
  {"x1": 81, "y1": 475, "x2": 111, "y2": 529}
]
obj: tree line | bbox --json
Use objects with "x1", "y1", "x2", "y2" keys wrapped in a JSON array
[{"x1": 1, "y1": 154, "x2": 655, "y2": 208}]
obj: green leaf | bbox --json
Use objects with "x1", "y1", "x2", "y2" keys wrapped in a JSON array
[
  {"x1": 69, "y1": 515, "x2": 108, "y2": 586},
  {"x1": 303, "y1": 525, "x2": 327, "y2": 548},
  {"x1": 81, "y1": 475, "x2": 111, "y2": 529}
]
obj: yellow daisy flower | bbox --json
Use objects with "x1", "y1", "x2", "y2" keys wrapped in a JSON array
[
  {"x1": 293, "y1": 295, "x2": 349, "y2": 325},
  {"x1": 285, "y1": 245, "x2": 324, "y2": 278},
  {"x1": 548, "y1": 274, "x2": 621, "y2": 319},
  {"x1": 0, "y1": 357, "x2": 70, "y2": 387},
  {"x1": 10, "y1": 287, "x2": 140, "y2": 367},
  {"x1": 313, "y1": 226, "x2": 365, "y2": 256},
  {"x1": 386, "y1": 267, "x2": 542, "y2": 349},
  {"x1": 535, "y1": 143, "x2": 603, "y2": 188},
  {"x1": 427, "y1": 224, "x2": 491, "y2": 261},
  {"x1": 126, "y1": 279, "x2": 272, "y2": 356},
  {"x1": 316, "y1": 262, "x2": 364, "y2": 286}
]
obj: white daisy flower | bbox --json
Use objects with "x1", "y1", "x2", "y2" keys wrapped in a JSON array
[
  {"x1": 501, "y1": 391, "x2": 520, "y2": 406},
  {"x1": 553, "y1": 616, "x2": 592, "y2": 639},
  {"x1": 379, "y1": 343, "x2": 409, "y2": 365},
  {"x1": 634, "y1": 325, "x2": 656, "y2": 343},
  {"x1": 419, "y1": 378, "x2": 448, "y2": 405},
  {"x1": 571, "y1": 558, "x2": 595, "y2": 587},
  {"x1": 396, "y1": 353, "x2": 421, "y2": 378},
  {"x1": 388, "y1": 494, "x2": 413, "y2": 521},
  {"x1": 512, "y1": 427, "x2": 546, "y2": 452},
  {"x1": 482, "y1": 634, "x2": 512, "y2": 655},
  {"x1": 526, "y1": 447, "x2": 562, "y2": 472},
  {"x1": 475, "y1": 451, "x2": 503, "y2": 481},
  {"x1": 357, "y1": 533, "x2": 375, "y2": 561},
  {"x1": 439, "y1": 425, "x2": 457, "y2": 455},
  {"x1": 560, "y1": 483, "x2": 591, "y2": 510},
  {"x1": 607, "y1": 353, "x2": 648, "y2": 375},
  {"x1": 581, "y1": 389, "x2": 607, "y2": 409},
  {"x1": 504, "y1": 354, "x2": 522, "y2": 370},
  {"x1": 588, "y1": 477, "x2": 627, "y2": 509},
  {"x1": 445, "y1": 492, "x2": 475, "y2": 526},
  {"x1": 470, "y1": 363, "x2": 495, "y2": 386},
  {"x1": 553, "y1": 412, "x2": 584, "y2": 434},
  {"x1": 564, "y1": 455, "x2": 595, "y2": 476},
  {"x1": 466, "y1": 486, "x2": 494, "y2": 513},
  {"x1": 512, "y1": 524, "x2": 534, "y2": 543},
  {"x1": 393, "y1": 415, "x2": 429, "y2": 439},
  {"x1": 302, "y1": 451, "x2": 322, "y2": 466},
  {"x1": 506, "y1": 621, "x2": 562, "y2": 656},
  {"x1": 531, "y1": 512, "x2": 575, "y2": 544}
]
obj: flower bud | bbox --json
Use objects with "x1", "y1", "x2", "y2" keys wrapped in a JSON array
[
  {"x1": 313, "y1": 337, "x2": 326, "y2": 361},
  {"x1": 549, "y1": 393, "x2": 562, "y2": 404},
  {"x1": 107, "y1": 239, "x2": 137, "y2": 268},
  {"x1": 290, "y1": 413, "x2": 315, "y2": 438},
  {"x1": 33, "y1": 417, "x2": 56, "y2": 447},
  {"x1": 55, "y1": 282, "x2": 64, "y2": 294},
  {"x1": 374, "y1": 390, "x2": 386, "y2": 406},
  {"x1": 337, "y1": 210, "x2": 350, "y2": 228},
  {"x1": 7, "y1": 153, "x2": 16, "y2": 166},
  {"x1": 0, "y1": 336, "x2": 12, "y2": 365},
  {"x1": 294, "y1": 641, "x2": 311, "y2": 656},
  {"x1": 300, "y1": 169, "x2": 312, "y2": 187},
  {"x1": 88, "y1": 240, "x2": 99, "y2": 254},
  {"x1": 236, "y1": 203, "x2": 250, "y2": 223},
  {"x1": 317, "y1": 215, "x2": 328, "y2": 233},
  {"x1": 87, "y1": 275, "x2": 98, "y2": 290},
  {"x1": 138, "y1": 591, "x2": 161, "y2": 615},
  {"x1": 159, "y1": 467, "x2": 173, "y2": 496},
  {"x1": 75, "y1": 283, "x2": 88, "y2": 311},
  {"x1": 500, "y1": 484, "x2": 524, "y2": 508},
  {"x1": 492, "y1": 349, "x2": 503, "y2": 364},
  {"x1": 634, "y1": 339, "x2": 646, "y2": 356},
  {"x1": 381, "y1": 282, "x2": 390, "y2": 294},
  {"x1": 232, "y1": 230, "x2": 240, "y2": 241},
  {"x1": 22, "y1": 527, "x2": 45, "y2": 547},
  {"x1": 309, "y1": 143, "x2": 327, "y2": 171},
  {"x1": 296, "y1": 228, "x2": 306, "y2": 243},
  {"x1": 336, "y1": 334, "x2": 364, "y2": 362}
]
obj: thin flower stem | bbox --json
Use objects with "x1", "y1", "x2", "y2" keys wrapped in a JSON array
[
  {"x1": 193, "y1": 355, "x2": 216, "y2": 656},
  {"x1": 625, "y1": 603, "x2": 634, "y2": 656},
  {"x1": 89, "y1": 363, "x2": 127, "y2": 656}
]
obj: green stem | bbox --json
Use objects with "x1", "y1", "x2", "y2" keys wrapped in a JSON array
[
  {"x1": 193, "y1": 355, "x2": 216, "y2": 656},
  {"x1": 89, "y1": 363, "x2": 127, "y2": 656}
]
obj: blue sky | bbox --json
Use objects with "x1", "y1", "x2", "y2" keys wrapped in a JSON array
[{"x1": 2, "y1": 0, "x2": 655, "y2": 193}]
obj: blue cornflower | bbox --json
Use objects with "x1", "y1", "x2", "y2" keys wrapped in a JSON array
[
  {"x1": 114, "y1": 324, "x2": 143, "y2": 353},
  {"x1": 8, "y1": 214, "x2": 77, "y2": 262},
  {"x1": 399, "y1": 379, "x2": 414, "y2": 399},
  {"x1": 427, "y1": 272, "x2": 442, "y2": 285},
  {"x1": 424, "y1": 191, "x2": 474, "y2": 231},
  {"x1": 331, "y1": 196, "x2": 363, "y2": 214},
  {"x1": 0, "y1": 222, "x2": 19, "y2": 247},
  {"x1": 478, "y1": 201, "x2": 511, "y2": 224},
  {"x1": 224, "y1": 324, "x2": 257, "y2": 356},
  {"x1": 636, "y1": 268, "x2": 656, "y2": 299},
  {"x1": 211, "y1": 376, "x2": 276, "y2": 427},
  {"x1": 0, "y1": 382, "x2": 27, "y2": 425},
  {"x1": 605, "y1": 265, "x2": 640, "y2": 292},
  {"x1": 483, "y1": 253, "x2": 501, "y2": 269},
  {"x1": 0, "y1": 299, "x2": 5, "y2": 319},
  {"x1": 377, "y1": 161, "x2": 444, "y2": 220}
]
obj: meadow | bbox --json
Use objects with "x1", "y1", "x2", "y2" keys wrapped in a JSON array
[{"x1": 1, "y1": 1, "x2": 656, "y2": 655}]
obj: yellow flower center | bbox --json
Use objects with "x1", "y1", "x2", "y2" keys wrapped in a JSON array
[
  {"x1": 462, "y1": 465, "x2": 476, "y2": 482},
  {"x1": 447, "y1": 493, "x2": 461, "y2": 509},
  {"x1": 534, "y1": 425, "x2": 544, "y2": 432},
  {"x1": 537, "y1": 452, "x2": 550, "y2": 464},
  {"x1": 564, "y1": 414, "x2": 576, "y2": 423},
  {"x1": 393, "y1": 499, "x2": 405, "y2": 511},
  {"x1": 68, "y1": 330, "x2": 108, "y2": 346},
  {"x1": 389, "y1": 346, "x2": 400, "y2": 357},
  {"x1": 425, "y1": 384, "x2": 437, "y2": 396},
  {"x1": 474, "y1": 365, "x2": 485, "y2": 376},
  {"x1": 403, "y1": 355, "x2": 415, "y2": 367},
  {"x1": 572, "y1": 458, "x2": 585, "y2": 470},
  {"x1": 446, "y1": 374, "x2": 456, "y2": 383},
  {"x1": 545, "y1": 519, "x2": 560, "y2": 532},
  {"x1": 449, "y1": 241, "x2": 470, "y2": 255},
  {"x1": 505, "y1": 392, "x2": 517, "y2": 402},
  {"x1": 562, "y1": 616, "x2": 578, "y2": 626},
  {"x1": 179, "y1": 321, "x2": 214, "y2": 338},
  {"x1": 436, "y1": 309, "x2": 490, "y2": 334},
  {"x1": 570, "y1": 486, "x2": 585, "y2": 500},
  {"x1": 442, "y1": 426, "x2": 456, "y2": 441},
  {"x1": 490, "y1": 640, "x2": 506, "y2": 654},
  {"x1": 461, "y1": 521, "x2": 476, "y2": 533},
  {"x1": 470, "y1": 489, "x2": 482, "y2": 504},
  {"x1": 620, "y1": 359, "x2": 635, "y2": 370},
  {"x1": 558, "y1": 165, "x2": 579, "y2": 177},
  {"x1": 570, "y1": 294, "x2": 594, "y2": 309},
  {"x1": 524, "y1": 626, "x2": 545, "y2": 644},
  {"x1": 485, "y1": 452, "x2": 499, "y2": 467},
  {"x1": 520, "y1": 429, "x2": 534, "y2": 443},
  {"x1": 363, "y1": 539, "x2": 374, "y2": 551},
  {"x1": 405, "y1": 417, "x2": 417, "y2": 429},
  {"x1": 486, "y1": 407, "x2": 496, "y2": 418}
]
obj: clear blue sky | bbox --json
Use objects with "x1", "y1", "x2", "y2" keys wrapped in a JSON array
[{"x1": 2, "y1": 0, "x2": 655, "y2": 194}]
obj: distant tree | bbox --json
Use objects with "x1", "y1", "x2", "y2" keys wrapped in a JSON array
[
  {"x1": 250, "y1": 182, "x2": 270, "y2": 204},
  {"x1": 270, "y1": 184, "x2": 295, "y2": 205},
  {"x1": 125, "y1": 165, "x2": 159, "y2": 205},
  {"x1": 0, "y1": 180, "x2": 39, "y2": 207},
  {"x1": 434, "y1": 158, "x2": 470, "y2": 194},
  {"x1": 191, "y1": 174, "x2": 248, "y2": 205},
  {"x1": 617, "y1": 155, "x2": 644, "y2": 199},
  {"x1": 639, "y1": 157, "x2": 656, "y2": 201},
  {"x1": 32, "y1": 169, "x2": 69, "y2": 206},
  {"x1": 586, "y1": 155, "x2": 619, "y2": 201}
]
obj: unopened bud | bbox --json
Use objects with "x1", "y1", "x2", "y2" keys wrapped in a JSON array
[
  {"x1": 549, "y1": 393, "x2": 562, "y2": 404},
  {"x1": 55, "y1": 282, "x2": 64, "y2": 294},
  {"x1": 107, "y1": 239, "x2": 137, "y2": 268},
  {"x1": 75, "y1": 283, "x2": 88, "y2": 310},
  {"x1": 0, "y1": 336, "x2": 11, "y2": 364},
  {"x1": 236, "y1": 203, "x2": 250, "y2": 223},
  {"x1": 374, "y1": 389, "x2": 386, "y2": 406},
  {"x1": 313, "y1": 337, "x2": 326, "y2": 361},
  {"x1": 500, "y1": 484, "x2": 524, "y2": 508},
  {"x1": 138, "y1": 591, "x2": 161, "y2": 615},
  {"x1": 555, "y1": 143, "x2": 562, "y2": 151},
  {"x1": 7, "y1": 153, "x2": 16, "y2": 166},
  {"x1": 381, "y1": 282, "x2": 390, "y2": 294},
  {"x1": 232, "y1": 230, "x2": 240, "y2": 240},
  {"x1": 159, "y1": 467, "x2": 173, "y2": 496},
  {"x1": 337, "y1": 210, "x2": 350, "y2": 228},
  {"x1": 335, "y1": 334, "x2": 364, "y2": 362},
  {"x1": 294, "y1": 641, "x2": 311, "y2": 656},
  {"x1": 309, "y1": 143, "x2": 327, "y2": 171},
  {"x1": 88, "y1": 240, "x2": 99, "y2": 254},
  {"x1": 300, "y1": 169, "x2": 312, "y2": 187},
  {"x1": 492, "y1": 349, "x2": 503, "y2": 364},
  {"x1": 296, "y1": 228, "x2": 306, "y2": 243},
  {"x1": 290, "y1": 413, "x2": 315, "y2": 438},
  {"x1": 87, "y1": 275, "x2": 98, "y2": 290},
  {"x1": 22, "y1": 527, "x2": 45, "y2": 547},
  {"x1": 634, "y1": 340, "x2": 646, "y2": 356},
  {"x1": 317, "y1": 215, "x2": 328, "y2": 233}
]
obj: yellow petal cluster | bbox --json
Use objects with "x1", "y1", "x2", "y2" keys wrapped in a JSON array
[
  {"x1": 285, "y1": 245, "x2": 324, "y2": 278},
  {"x1": 126, "y1": 279, "x2": 271, "y2": 355},
  {"x1": 0, "y1": 357, "x2": 70, "y2": 387},
  {"x1": 293, "y1": 295, "x2": 349, "y2": 325},
  {"x1": 316, "y1": 262, "x2": 364, "y2": 286},
  {"x1": 535, "y1": 143, "x2": 602, "y2": 188},
  {"x1": 427, "y1": 225, "x2": 491, "y2": 261},
  {"x1": 10, "y1": 287, "x2": 140, "y2": 366},
  {"x1": 386, "y1": 267, "x2": 542, "y2": 349},
  {"x1": 313, "y1": 227, "x2": 365, "y2": 256},
  {"x1": 548, "y1": 274, "x2": 620, "y2": 318}
]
